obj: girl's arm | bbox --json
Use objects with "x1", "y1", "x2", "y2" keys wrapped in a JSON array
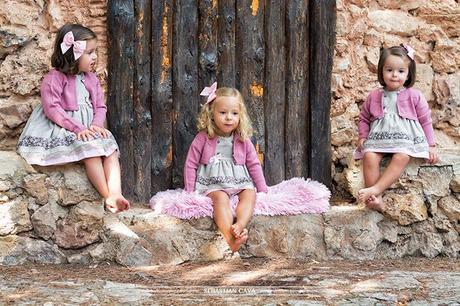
[
  {"x1": 245, "y1": 139, "x2": 268, "y2": 193},
  {"x1": 41, "y1": 74, "x2": 86, "y2": 133},
  {"x1": 357, "y1": 93, "x2": 372, "y2": 141},
  {"x1": 414, "y1": 91, "x2": 435, "y2": 146},
  {"x1": 89, "y1": 74, "x2": 107, "y2": 127},
  {"x1": 183, "y1": 133, "x2": 205, "y2": 192}
]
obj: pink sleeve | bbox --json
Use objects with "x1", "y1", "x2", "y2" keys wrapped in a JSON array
[
  {"x1": 414, "y1": 91, "x2": 435, "y2": 146},
  {"x1": 90, "y1": 75, "x2": 107, "y2": 127},
  {"x1": 183, "y1": 133, "x2": 205, "y2": 192},
  {"x1": 358, "y1": 93, "x2": 372, "y2": 140},
  {"x1": 41, "y1": 74, "x2": 86, "y2": 133},
  {"x1": 245, "y1": 139, "x2": 268, "y2": 193}
]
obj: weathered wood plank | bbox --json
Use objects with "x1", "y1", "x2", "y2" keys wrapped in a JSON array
[
  {"x1": 235, "y1": 0, "x2": 265, "y2": 149},
  {"x1": 107, "y1": 0, "x2": 135, "y2": 199},
  {"x1": 132, "y1": 0, "x2": 152, "y2": 202},
  {"x1": 264, "y1": 0, "x2": 286, "y2": 185},
  {"x1": 151, "y1": 0, "x2": 173, "y2": 193},
  {"x1": 309, "y1": 0, "x2": 336, "y2": 187},
  {"x1": 285, "y1": 0, "x2": 309, "y2": 178},
  {"x1": 217, "y1": 0, "x2": 236, "y2": 87},
  {"x1": 198, "y1": 0, "x2": 218, "y2": 90},
  {"x1": 106, "y1": 0, "x2": 335, "y2": 199},
  {"x1": 172, "y1": 0, "x2": 199, "y2": 187}
]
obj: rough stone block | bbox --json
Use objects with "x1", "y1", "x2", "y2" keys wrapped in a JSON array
[
  {"x1": 0, "y1": 235, "x2": 66, "y2": 265},
  {"x1": 23, "y1": 173, "x2": 48, "y2": 204},
  {"x1": 54, "y1": 201, "x2": 104, "y2": 249},
  {"x1": 0, "y1": 197, "x2": 32, "y2": 235},
  {"x1": 323, "y1": 207, "x2": 384, "y2": 260}
]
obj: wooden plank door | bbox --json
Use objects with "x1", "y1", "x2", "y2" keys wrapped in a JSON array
[{"x1": 107, "y1": 0, "x2": 336, "y2": 202}]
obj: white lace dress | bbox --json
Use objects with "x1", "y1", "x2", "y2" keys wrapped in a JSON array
[
  {"x1": 356, "y1": 89, "x2": 429, "y2": 159},
  {"x1": 195, "y1": 135, "x2": 255, "y2": 195},
  {"x1": 17, "y1": 74, "x2": 119, "y2": 165}
]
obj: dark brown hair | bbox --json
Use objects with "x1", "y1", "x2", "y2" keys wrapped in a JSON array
[
  {"x1": 377, "y1": 45, "x2": 416, "y2": 88},
  {"x1": 51, "y1": 24, "x2": 96, "y2": 75}
]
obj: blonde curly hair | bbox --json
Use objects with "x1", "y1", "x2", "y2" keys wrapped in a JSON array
[{"x1": 197, "y1": 87, "x2": 253, "y2": 141}]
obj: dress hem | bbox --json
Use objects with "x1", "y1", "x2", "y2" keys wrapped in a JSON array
[
  {"x1": 353, "y1": 148, "x2": 429, "y2": 160},
  {"x1": 18, "y1": 146, "x2": 119, "y2": 166}
]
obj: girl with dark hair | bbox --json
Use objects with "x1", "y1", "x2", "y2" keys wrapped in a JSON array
[
  {"x1": 354, "y1": 45, "x2": 438, "y2": 212},
  {"x1": 17, "y1": 24, "x2": 129, "y2": 213}
]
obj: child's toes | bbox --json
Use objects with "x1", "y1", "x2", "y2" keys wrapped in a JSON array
[
  {"x1": 105, "y1": 202, "x2": 118, "y2": 213},
  {"x1": 116, "y1": 198, "x2": 130, "y2": 211},
  {"x1": 366, "y1": 196, "x2": 384, "y2": 212},
  {"x1": 230, "y1": 224, "x2": 242, "y2": 238}
]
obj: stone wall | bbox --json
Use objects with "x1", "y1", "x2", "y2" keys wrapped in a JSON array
[
  {"x1": 0, "y1": 1, "x2": 459, "y2": 265},
  {"x1": 1, "y1": 151, "x2": 458, "y2": 265},
  {"x1": 331, "y1": 0, "x2": 459, "y2": 200},
  {"x1": 0, "y1": 0, "x2": 108, "y2": 150},
  {"x1": 1, "y1": 1, "x2": 458, "y2": 199}
]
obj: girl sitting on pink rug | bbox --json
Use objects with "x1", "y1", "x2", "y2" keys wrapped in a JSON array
[
  {"x1": 183, "y1": 83, "x2": 267, "y2": 252},
  {"x1": 150, "y1": 83, "x2": 330, "y2": 252}
]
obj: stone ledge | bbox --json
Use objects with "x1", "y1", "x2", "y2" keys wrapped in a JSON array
[
  {"x1": 344, "y1": 147, "x2": 460, "y2": 225},
  {"x1": 1, "y1": 205, "x2": 458, "y2": 266},
  {"x1": 113, "y1": 205, "x2": 459, "y2": 265},
  {"x1": 0, "y1": 150, "x2": 459, "y2": 266}
]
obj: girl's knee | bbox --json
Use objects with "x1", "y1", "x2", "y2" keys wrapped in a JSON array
[
  {"x1": 392, "y1": 153, "x2": 410, "y2": 163},
  {"x1": 363, "y1": 152, "x2": 382, "y2": 162},
  {"x1": 208, "y1": 190, "x2": 229, "y2": 203},
  {"x1": 240, "y1": 188, "x2": 256, "y2": 197},
  {"x1": 238, "y1": 189, "x2": 256, "y2": 204},
  {"x1": 83, "y1": 156, "x2": 101, "y2": 164},
  {"x1": 107, "y1": 151, "x2": 119, "y2": 159}
]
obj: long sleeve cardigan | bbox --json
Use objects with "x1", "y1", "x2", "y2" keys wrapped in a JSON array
[
  {"x1": 358, "y1": 87, "x2": 435, "y2": 146},
  {"x1": 40, "y1": 69, "x2": 107, "y2": 133},
  {"x1": 183, "y1": 131, "x2": 268, "y2": 193}
]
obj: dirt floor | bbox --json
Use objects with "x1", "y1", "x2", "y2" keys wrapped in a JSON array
[
  {"x1": 1, "y1": 257, "x2": 459, "y2": 305},
  {"x1": 0, "y1": 257, "x2": 455, "y2": 286}
]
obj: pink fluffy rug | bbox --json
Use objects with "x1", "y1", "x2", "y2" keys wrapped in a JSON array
[{"x1": 149, "y1": 177, "x2": 330, "y2": 219}]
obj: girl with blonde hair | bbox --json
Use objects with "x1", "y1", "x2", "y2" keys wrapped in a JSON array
[{"x1": 184, "y1": 83, "x2": 268, "y2": 252}]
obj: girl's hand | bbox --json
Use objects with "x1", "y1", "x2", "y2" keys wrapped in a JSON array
[
  {"x1": 428, "y1": 146, "x2": 438, "y2": 164},
  {"x1": 90, "y1": 125, "x2": 108, "y2": 139},
  {"x1": 358, "y1": 138, "x2": 366, "y2": 150},
  {"x1": 77, "y1": 129, "x2": 97, "y2": 141}
]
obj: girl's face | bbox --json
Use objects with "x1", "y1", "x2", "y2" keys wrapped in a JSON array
[
  {"x1": 382, "y1": 54, "x2": 410, "y2": 91},
  {"x1": 78, "y1": 39, "x2": 97, "y2": 73},
  {"x1": 212, "y1": 96, "x2": 241, "y2": 137}
]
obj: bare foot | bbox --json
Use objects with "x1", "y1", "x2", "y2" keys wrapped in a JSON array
[
  {"x1": 358, "y1": 186, "x2": 380, "y2": 203},
  {"x1": 105, "y1": 195, "x2": 130, "y2": 213},
  {"x1": 228, "y1": 228, "x2": 248, "y2": 252},
  {"x1": 366, "y1": 195, "x2": 384, "y2": 212},
  {"x1": 230, "y1": 223, "x2": 244, "y2": 239}
]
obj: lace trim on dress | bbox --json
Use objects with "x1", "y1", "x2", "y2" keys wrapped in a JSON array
[
  {"x1": 196, "y1": 175, "x2": 253, "y2": 186},
  {"x1": 17, "y1": 135, "x2": 77, "y2": 149},
  {"x1": 17, "y1": 134, "x2": 106, "y2": 150},
  {"x1": 367, "y1": 131, "x2": 426, "y2": 144}
]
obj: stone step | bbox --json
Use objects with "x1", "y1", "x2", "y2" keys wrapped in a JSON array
[
  {"x1": 0, "y1": 150, "x2": 459, "y2": 266},
  {"x1": 99, "y1": 203, "x2": 458, "y2": 266}
]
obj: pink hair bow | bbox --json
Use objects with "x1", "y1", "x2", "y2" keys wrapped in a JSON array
[
  {"x1": 60, "y1": 31, "x2": 86, "y2": 60},
  {"x1": 200, "y1": 82, "x2": 217, "y2": 104},
  {"x1": 402, "y1": 44, "x2": 415, "y2": 60}
]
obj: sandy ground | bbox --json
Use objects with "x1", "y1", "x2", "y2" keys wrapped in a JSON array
[{"x1": 0, "y1": 257, "x2": 459, "y2": 305}]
